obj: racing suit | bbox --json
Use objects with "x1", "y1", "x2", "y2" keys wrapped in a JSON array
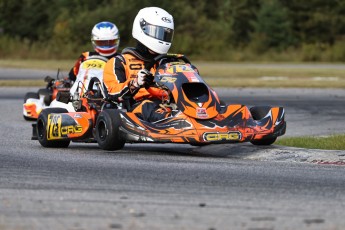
[
  {"x1": 69, "y1": 51, "x2": 118, "y2": 82},
  {"x1": 103, "y1": 43, "x2": 170, "y2": 122}
]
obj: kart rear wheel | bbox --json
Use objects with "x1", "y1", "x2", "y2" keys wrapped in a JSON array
[
  {"x1": 23, "y1": 92, "x2": 40, "y2": 121},
  {"x1": 37, "y1": 108, "x2": 70, "y2": 148},
  {"x1": 95, "y1": 109, "x2": 125, "y2": 151},
  {"x1": 250, "y1": 106, "x2": 277, "y2": 145}
]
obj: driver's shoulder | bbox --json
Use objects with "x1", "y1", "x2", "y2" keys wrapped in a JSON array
[{"x1": 121, "y1": 47, "x2": 150, "y2": 62}]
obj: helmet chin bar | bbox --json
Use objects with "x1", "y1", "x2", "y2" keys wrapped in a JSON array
[{"x1": 95, "y1": 47, "x2": 117, "y2": 56}]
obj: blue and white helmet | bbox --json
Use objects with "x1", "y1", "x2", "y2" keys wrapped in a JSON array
[{"x1": 91, "y1": 22, "x2": 120, "y2": 56}]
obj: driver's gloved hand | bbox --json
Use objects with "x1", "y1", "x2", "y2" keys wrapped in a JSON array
[
  {"x1": 137, "y1": 69, "x2": 154, "y2": 88},
  {"x1": 130, "y1": 69, "x2": 154, "y2": 92}
]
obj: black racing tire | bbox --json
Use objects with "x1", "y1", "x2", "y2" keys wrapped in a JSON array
[
  {"x1": 250, "y1": 106, "x2": 272, "y2": 120},
  {"x1": 250, "y1": 106, "x2": 277, "y2": 146},
  {"x1": 95, "y1": 109, "x2": 125, "y2": 151},
  {"x1": 37, "y1": 108, "x2": 70, "y2": 148},
  {"x1": 23, "y1": 92, "x2": 40, "y2": 121}
]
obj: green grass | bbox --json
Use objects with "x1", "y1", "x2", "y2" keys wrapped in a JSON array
[
  {"x1": 0, "y1": 79, "x2": 45, "y2": 87},
  {"x1": 195, "y1": 61, "x2": 345, "y2": 88},
  {"x1": 276, "y1": 134, "x2": 345, "y2": 150},
  {"x1": 0, "y1": 59, "x2": 73, "y2": 70},
  {"x1": 1, "y1": 59, "x2": 345, "y2": 88}
]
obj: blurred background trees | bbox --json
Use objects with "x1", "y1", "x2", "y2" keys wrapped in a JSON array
[{"x1": 1, "y1": 0, "x2": 345, "y2": 61}]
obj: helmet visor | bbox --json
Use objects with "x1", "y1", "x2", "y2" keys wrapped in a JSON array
[
  {"x1": 140, "y1": 19, "x2": 174, "y2": 43},
  {"x1": 93, "y1": 39, "x2": 119, "y2": 47}
]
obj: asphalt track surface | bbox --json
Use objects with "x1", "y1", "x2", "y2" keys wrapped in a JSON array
[{"x1": 1, "y1": 68, "x2": 345, "y2": 230}]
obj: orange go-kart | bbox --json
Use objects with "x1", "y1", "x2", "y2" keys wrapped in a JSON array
[{"x1": 32, "y1": 54, "x2": 286, "y2": 150}]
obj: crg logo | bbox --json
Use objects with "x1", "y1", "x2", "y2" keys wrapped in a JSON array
[
  {"x1": 47, "y1": 114, "x2": 83, "y2": 139},
  {"x1": 203, "y1": 131, "x2": 242, "y2": 141}
]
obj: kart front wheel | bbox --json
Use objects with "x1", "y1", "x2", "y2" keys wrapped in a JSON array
[
  {"x1": 37, "y1": 108, "x2": 70, "y2": 148},
  {"x1": 250, "y1": 106, "x2": 277, "y2": 146},
  {"x1": 95, "y1": 109, "x2": 125, "y2": 151}
]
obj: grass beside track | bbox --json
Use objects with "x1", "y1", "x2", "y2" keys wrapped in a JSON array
[
  {"x1": 0, "y1": 80, "x2": 46, "y2": 87},
  {"x1": 276, "y1": 134, "x2": 345, "y2": 150},
  {"x1": 1, "y1": 59, "x2": 345, "y2": 88}
]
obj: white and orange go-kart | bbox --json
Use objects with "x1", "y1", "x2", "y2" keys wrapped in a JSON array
[{"x1": 23, "y1": 56, "x2": 108, "y2": 120}]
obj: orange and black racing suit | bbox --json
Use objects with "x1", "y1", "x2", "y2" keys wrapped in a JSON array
[
  {"x1": 68, "y1": 51, "x2": 118, "y2": 82},
  {"x1": 103, "y1": 44, "x2": 170, "y2": 122}
]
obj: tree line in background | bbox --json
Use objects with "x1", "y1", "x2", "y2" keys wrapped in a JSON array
[{"x1": 1, "y1": 0, "x2": 345, "y2": 62}]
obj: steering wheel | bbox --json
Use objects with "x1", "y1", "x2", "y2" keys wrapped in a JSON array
[
  {"x1": 142, "y1": 54, "x2": 191, "y2": 101},
  {"x1": 144, "y1": 53, "x2": 191, "y2": 71}
]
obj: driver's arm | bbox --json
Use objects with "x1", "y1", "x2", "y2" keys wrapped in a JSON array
[
  {"x1": 68, "y1": 52, "x2": 88, "y2": 82},
  {"x1": 103, "y1": 55, "x2": 133, "y2": 101}
]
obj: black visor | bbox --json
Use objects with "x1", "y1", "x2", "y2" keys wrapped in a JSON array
[{"x1": 140, "y1": 19, "x2": 174, "y2": 43}]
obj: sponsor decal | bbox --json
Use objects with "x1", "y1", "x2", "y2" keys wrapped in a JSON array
[
  {"x1": 47, "y1": 114, "x2": 83, "y2": 140},
  {"x1": 82, "y1": 59, "x2": 105, "y2": 69},
  {"x1": 203, "y1": 131, "x2": 242, "y2": 141},
  {"x1": 166, "y1": 65, "x2": 195, "y2": 74},
  {"x1": 196, "y1": 108, "x2": 208, "y2": 118},
  {"x1": 162, "y1": 17, "x2": 172, "y2": 23},
  {"x1": 160, "y1": 76, "x2": 177, "y2": 83}
]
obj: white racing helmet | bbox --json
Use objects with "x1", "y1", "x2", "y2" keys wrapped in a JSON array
[
  {"x1": 91, "y1": 21, "x2": 120, "y2": 56},
  {"x1": 132, "y1": 7, "x2": 174, "y2": 54}
]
